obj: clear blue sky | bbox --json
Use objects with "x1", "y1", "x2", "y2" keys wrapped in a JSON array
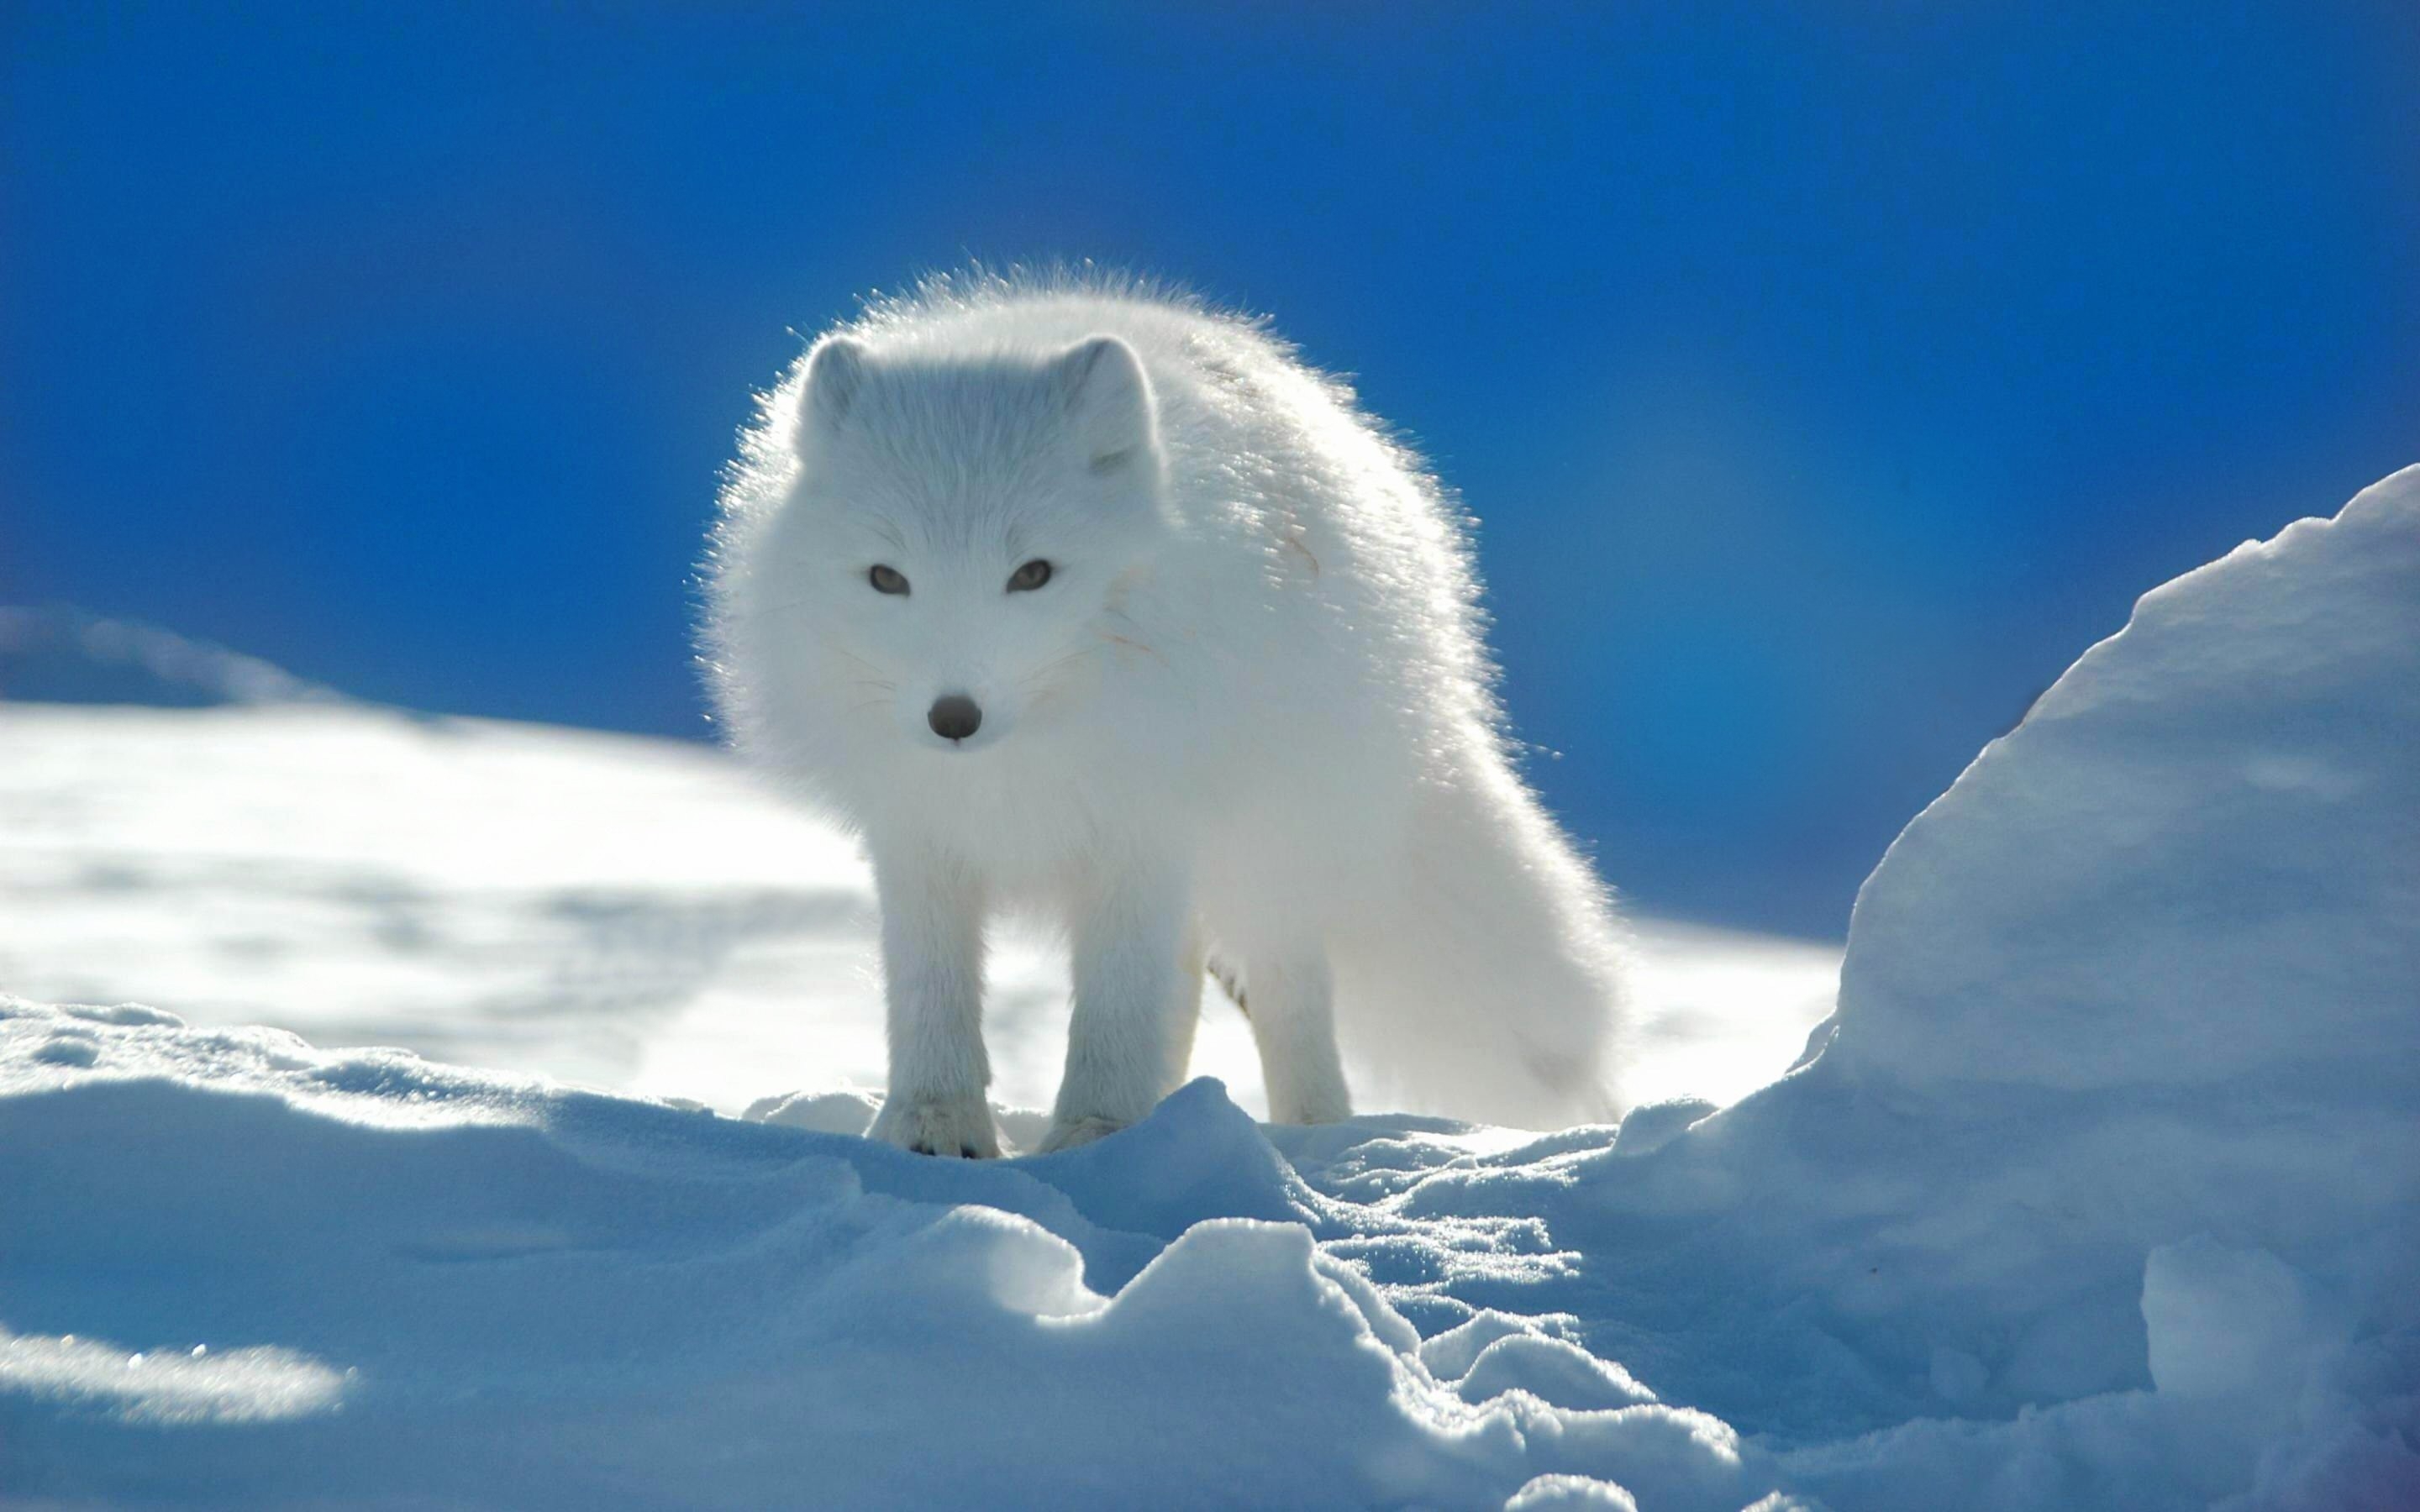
[{"x1": 5, "y1": 3, "x2": 2416, "y2": 937}]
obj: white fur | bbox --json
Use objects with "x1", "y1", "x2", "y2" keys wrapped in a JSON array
[{"x1": 703, "y1": 271, "x2": 1629, "y2": 1152}]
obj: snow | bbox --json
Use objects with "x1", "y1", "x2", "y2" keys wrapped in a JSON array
[
  {"x1": 0, "y1": 1008, "x2": 1790, "y2": 1508},
  {"x1": 2, "y1": 465, "x2": 2416, "y2": 1508},
  {"x1": 2140, "y1": 1239, "x2": 2338, "y2": 1402},
  {"x1": 0, "y1": 702, "x2": 1840, "y2": 1119}
]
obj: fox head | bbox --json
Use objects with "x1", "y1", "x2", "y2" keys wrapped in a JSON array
[{"x1": 760, "y1": 333, "x2": 1174, "y2": 755}]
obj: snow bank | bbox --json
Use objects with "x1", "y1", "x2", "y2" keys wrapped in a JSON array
[
  {"x1": 1555, "y1": 469, "x2": 2417, "y2": 1507},
  {"x1": 1784, "y1": 467, "x2": 2420, "y2": 1506},
  {"x1": 1682, "y1": 467, "x2": 2420, "y2": 1506},
  {"x1": 0, "y1": 1002, "x2": 1785, "y2": 1509},
  {"x1": 0, "y1": 605, "x2": 340, "y2": 706},
  {"x1": 1835, "y1": 469, "x2": 2420, "y2": 1096},
  {"x1": 3, "y1": 466, "x2": 2414, "y2": 1508}
]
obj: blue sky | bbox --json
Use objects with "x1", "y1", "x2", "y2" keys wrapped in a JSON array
[{"x1": 5, "y1": 3, "x2": 2416, "y2": 937}]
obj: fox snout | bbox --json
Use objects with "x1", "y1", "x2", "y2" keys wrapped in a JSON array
[{"x1": 926, "y1": 693, "x2": 983, "y2": 743}]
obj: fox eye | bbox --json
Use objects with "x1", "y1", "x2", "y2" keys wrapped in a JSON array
[
  {"x1": 1006, "y1": 559, "x2": 1054, "y2": 592},
  {"x1": 868, "y1": 564, "x2": 909, "y2": 596}
]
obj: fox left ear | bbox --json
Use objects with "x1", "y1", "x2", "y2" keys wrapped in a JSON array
[
  {"x1": 1052, "y1": 336, "x2": 1160, "y2": 476},
  {"x1": 799, "y1": 336, "x2": 870, "y2": 441}
]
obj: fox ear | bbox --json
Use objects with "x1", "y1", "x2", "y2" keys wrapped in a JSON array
[
  {"x1": 1051, "y1": 335, "x2": 1159, "y2": 475},
  {"x1": 801, "y1": 336, "x2": 870, "y2": 436}
]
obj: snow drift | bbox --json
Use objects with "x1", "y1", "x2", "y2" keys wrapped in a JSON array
[{"x1": 3, "y1": 466, "x2": 2415, "y2": 1509}]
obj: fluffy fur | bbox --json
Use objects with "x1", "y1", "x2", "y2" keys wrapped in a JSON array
[{"x1": 703, "y1": 271, "x2": 1628, "y2": 1153}]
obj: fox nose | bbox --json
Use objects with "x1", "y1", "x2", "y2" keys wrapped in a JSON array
[{"x1": 927, "y1": 694, "x2": 982, "y2": 743}]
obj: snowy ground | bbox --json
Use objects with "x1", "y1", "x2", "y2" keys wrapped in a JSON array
[
  {"x1": 0, "y1": 703, "x2": 1839, "y2": 1121},
  {"x1": 3, "y1": 467, "x2": 2415, "y2": 1509}
]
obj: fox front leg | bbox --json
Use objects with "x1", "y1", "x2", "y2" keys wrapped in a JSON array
[
  {"x1": 1042, "y1": 863, "x2": 1192, "y2": 1153},
  {"x1": 865, "y1": 844, "x2": 1001, "y2": 1158},
  {"x1": 1229, "y1": 948, "x2": 1352, "y2": 1126}
]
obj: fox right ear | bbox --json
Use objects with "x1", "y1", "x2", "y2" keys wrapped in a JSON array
[
  {"x1": 1050, "y1": 335, "x2": 1160, "y2": 475},
  {"x1": 801, "y1": 337, "x2": 870, "y2": 435}
]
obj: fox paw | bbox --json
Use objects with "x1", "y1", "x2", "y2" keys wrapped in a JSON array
[
  {"x1": 1037, "y1": 1114, "x2": 1127, "y2": 1154},
  {"x1": 870, "y1": 1093, "x2": 1001, "y2": 1158}
]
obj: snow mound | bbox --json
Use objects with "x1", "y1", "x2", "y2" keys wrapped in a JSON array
[
  {"x1": 0, "y1": 1000, "x2": 1783, "y2": 1509},
  {"x1": 1754, "y1": 466, "x2": 2420, "y2": 1506},
  {"x1": 1833, "y1": 469, "x2": 2420, "y2": 1094},
  {"x1": 0, "y1": 606, "x2": 341, "y2": 707},
  {"x1": 3, "y1": 466, "x2": 2414, "y2": 1508}
]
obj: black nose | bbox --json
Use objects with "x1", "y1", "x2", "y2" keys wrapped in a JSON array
[{"x1": 927, "y1": 694, "x2": 982, "y2": 743}]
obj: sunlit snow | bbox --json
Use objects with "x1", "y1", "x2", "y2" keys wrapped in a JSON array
[
  {"x1": 0, "y1": 703, "x2": 1839, "y2": 1119},
  {"x1": 2, "y1": 466, "x2": 2413, "y2": 1509}
]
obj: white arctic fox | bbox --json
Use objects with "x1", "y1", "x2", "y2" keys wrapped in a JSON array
[{"x1": 704, "y1": 273, "x2": 1628, "y2": 1155}]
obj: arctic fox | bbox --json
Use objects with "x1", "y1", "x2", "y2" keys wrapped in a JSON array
[{"x1": 703, "y1": 273, "x2": 1628, "y2": 1155}]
